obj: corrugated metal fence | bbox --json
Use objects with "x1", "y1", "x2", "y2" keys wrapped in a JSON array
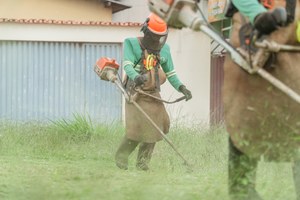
[
  {"x1": 0, "y1": 41, "x2": 122, "y2": 123},
  {"x1": 210, "y1": 54, "x2": 225, "y2": 125}
]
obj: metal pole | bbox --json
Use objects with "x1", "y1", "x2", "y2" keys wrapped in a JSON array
[
  {"x1": 257, "y1": 68, "x2": 300, "y2": 104},
  {"x1": 199, "y1": 25, "x2": 255, "y2": 74},
  {"x1": 198, "y1": 24, "x2": 300, "y2": 105}
]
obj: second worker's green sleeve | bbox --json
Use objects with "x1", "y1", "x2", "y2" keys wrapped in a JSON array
[{"x1": 232, "y1": 0, "x2": 267, "y2": 23}]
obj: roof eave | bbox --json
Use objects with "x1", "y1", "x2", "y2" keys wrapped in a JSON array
[{"x1": 103, "y1": 0, "x2": 131, "y2": 14}]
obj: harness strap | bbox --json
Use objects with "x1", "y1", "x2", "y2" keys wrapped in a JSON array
[
  {"x1": 123, "y1": 57, "x2": 141, "y2": 89},
  {"x1": 137, "y1": 37, "x2": 161, "y2": 92},
  {"x1": 134, "y1": 88, "x2": 185, "y2": 104},
  {"x1": 154, "y1": 59, "x2": 161, "y2": 92}
]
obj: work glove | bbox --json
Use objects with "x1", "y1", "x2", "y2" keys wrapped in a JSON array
[
  {"x1": 134, "y1": 74, "x2": 147, "y2": 87},
  {"x1": 254, "y1": 7, "x2": 287, "y2": 35},
  {"x1": 179, "y1": 85, "x2": 192, "y2": 101}
]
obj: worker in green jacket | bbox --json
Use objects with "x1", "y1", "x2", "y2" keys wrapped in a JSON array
[{"x1": 115, "y1": 13, "x2": 192, "y2": 171}]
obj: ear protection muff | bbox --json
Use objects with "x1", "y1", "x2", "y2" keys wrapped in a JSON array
[{"x1": 141, "y1": 18, "x2": 150, "y2": 33}]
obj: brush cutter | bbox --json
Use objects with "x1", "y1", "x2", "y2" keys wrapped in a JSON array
[
  {"x1": 148, "y1": 0, "x2": 300, "y2": 104},
  {"x1": 94, "y1": 57, "x2": 192, "y2": 169}
]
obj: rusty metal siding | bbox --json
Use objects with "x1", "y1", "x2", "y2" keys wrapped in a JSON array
[
  {"x1": 210, "y1": 55, "x2": 225, "y2": 125},
  {"x1": 0, "y1": 41, "x2": 122, "y2": 123}
]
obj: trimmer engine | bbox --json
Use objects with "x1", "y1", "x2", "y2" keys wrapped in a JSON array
[{"x1": 94, "y1": 57, "x2": 120, "y2": 82}]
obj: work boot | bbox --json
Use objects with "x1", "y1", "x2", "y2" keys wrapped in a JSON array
[
  {"x1": 293, "y1": 159, "x2": 300, "y2": 200},
  {"x1": 136, "y1": 142, "x2": 155, "y2": 171},
  {"x1": 115, "y1": 137, "x2": 138, "y2": 170},
  {"x1": 228, "y1": 138, "x2": 262, "y2": 200}
]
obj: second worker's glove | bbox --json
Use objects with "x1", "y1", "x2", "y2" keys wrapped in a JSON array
[
  {"x1": 134, "y1": 74, "x2": 147, "y2": 87},
  {"x1": 179, "y1": 85, "x2": 192, "y2": 101},
  {"x1": 254, "y1": 7, "x2": 287, "y2": 35}
]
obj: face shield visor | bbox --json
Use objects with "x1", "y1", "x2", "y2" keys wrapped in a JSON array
[{"x1": 141, "y1": 28, "x2": 168, "y2": 52}]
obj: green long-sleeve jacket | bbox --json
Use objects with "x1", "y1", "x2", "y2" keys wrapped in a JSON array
[
  {"x1": 232, "y1": 0, "x2": 267, "y2": 23},
  {"x1": 122, "y1": 37, "x2": 183, "y2": 91}
]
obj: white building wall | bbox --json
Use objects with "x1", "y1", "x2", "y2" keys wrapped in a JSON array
[{"x1": 163, "y1": 28, "x2": 211, "y2": 125}]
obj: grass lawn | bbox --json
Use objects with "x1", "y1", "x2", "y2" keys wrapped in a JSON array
[{"x1": 0, "y1": 117, "x2": 297, "y2": 200}]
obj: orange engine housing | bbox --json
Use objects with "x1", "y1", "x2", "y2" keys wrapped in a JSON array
[
  {"x1": 95, "y1": 57, "x2": 120, "y2": 71},
  {"x1": 94, "y1": 57, "x2": 120, "y2": 82}
]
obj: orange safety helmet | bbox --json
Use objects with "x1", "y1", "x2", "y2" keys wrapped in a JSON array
[
  {"x1": 140, "y1": 13, "x2": 168, "y2": 52},
  {"x1": 144, "y1": 13, "x2": 168, "y2": 35}
]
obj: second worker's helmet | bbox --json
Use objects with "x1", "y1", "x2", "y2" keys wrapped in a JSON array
[{"x1": 140, "y1": 13, "x2": 168, "y2": 52}]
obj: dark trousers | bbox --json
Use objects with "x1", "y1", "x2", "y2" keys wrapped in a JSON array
[{"x1": 115, "y1": 136, "x2": 155, "y2": 170}]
